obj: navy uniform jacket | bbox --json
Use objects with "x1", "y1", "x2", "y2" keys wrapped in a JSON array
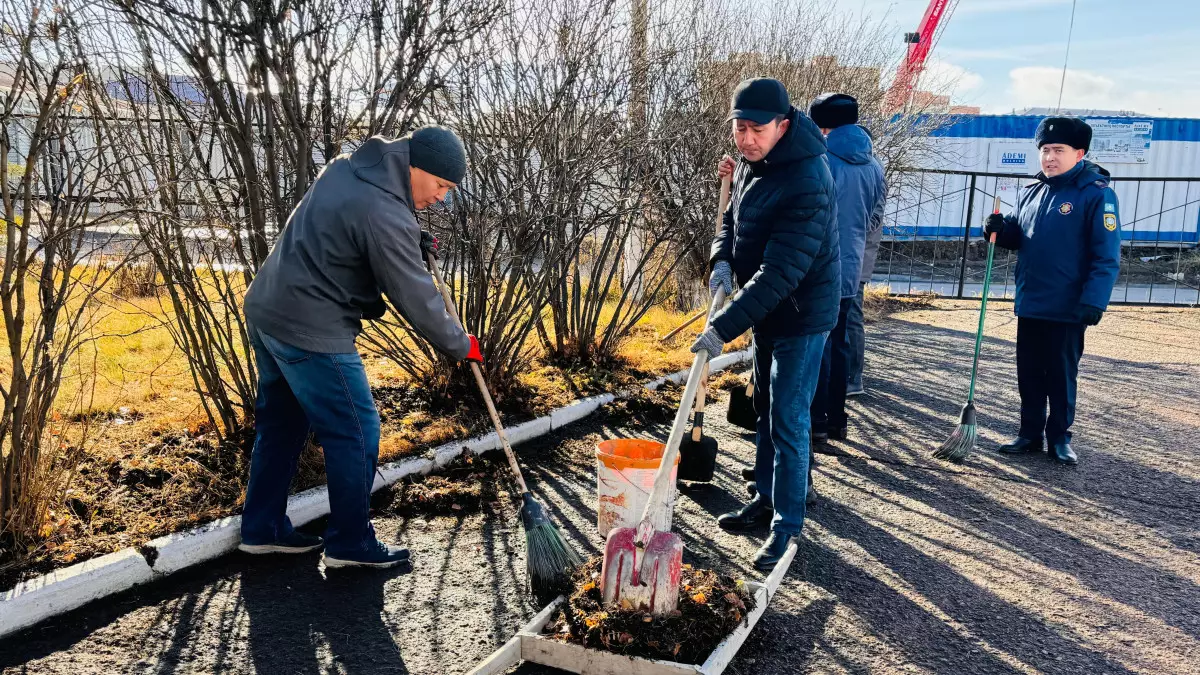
[{"x1": 993, "y1": 160, "x2": 1121, "y2": 323}]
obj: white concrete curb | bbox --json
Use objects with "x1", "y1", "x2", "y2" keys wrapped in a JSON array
[
  {"x1": 0, "y1": 348, "x2": 753, "y2": 639},
  {"x1": 0, "y1": 549, "x2": 154, "y2": 639}
]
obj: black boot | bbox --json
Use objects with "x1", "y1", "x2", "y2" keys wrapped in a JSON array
[
  {"x1": 806, "y1": 478, "x2": 817, "y2": 506},
  {"x1": 828, "y1": 427, "x2": 848, "y2": 441},
  {"x1": 746, "y1": 481, "x2": 757, "y2": 497},
  {"x1": 740, "y1": 467, "x2": 755, "y2": 481},
  {"x1": 998, "y1": 437, "x2": 1043, "y2": 454},
  {"x1": 753, "y1": 532, "x2": 793, "y2": 570},
  {"x1": 1052, "y1": 442, "x2": 1078, "y2": 465},
  {"x1": 717, "y1": 497, "x2": 773, "y2": 531}
]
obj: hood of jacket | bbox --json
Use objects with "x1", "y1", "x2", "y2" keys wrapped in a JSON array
[
  {"x1": 349, "y1": 136, "x2": 415, "y2": 208},
  {"x1": 748, "y1": 107, "x2": 827, "y2": 175},
  {"x1": 825, "y1": 124, "x2": 875, "y2": 165}
]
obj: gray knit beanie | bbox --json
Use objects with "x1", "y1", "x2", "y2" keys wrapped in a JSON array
[{"x1": 407, "y1": 125, "x2": 467, "y2": 184}]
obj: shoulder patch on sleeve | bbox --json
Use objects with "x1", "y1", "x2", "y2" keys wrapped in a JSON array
[
  {"x1": 1094, "y1": 179, "x2": 1109, "y2": 189},
  {"x1": 1105, "y1": 202, "x2": 1116, "y2": 213}
]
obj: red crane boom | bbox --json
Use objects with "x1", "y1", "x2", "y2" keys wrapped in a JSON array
[{"x1": 885, "y1": 0, "x2": 957, "y2": 113}]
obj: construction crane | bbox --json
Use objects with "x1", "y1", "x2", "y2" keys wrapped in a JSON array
[{"x1": 885, "y1": 0, "x2": 960, "y2": 113}]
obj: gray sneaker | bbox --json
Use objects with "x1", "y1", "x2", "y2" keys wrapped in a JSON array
[
  {"x1": 238, "y1": 530, "x2": 324, "y2": 554},
  {"x1": 846, "y1": 384, "x2": 865, "y2": 397}
]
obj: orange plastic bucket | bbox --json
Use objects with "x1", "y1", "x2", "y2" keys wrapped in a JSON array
[{"x1": 595, "y1": 439, "x2": 678, "y2": 537}]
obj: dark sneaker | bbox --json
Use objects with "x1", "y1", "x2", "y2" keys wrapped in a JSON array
[
  {"x1": 1052, "y1": 443, "x2": 1078, "y2": 465},
  {"x1": 828, "y1": 427, "x2": 848, "y2": 441},
  {"x1": 753, "y1": 532, "x2": 794, "y2": 571},
  {"x1": 806, "y1": 480, "x2": 817, "y2": 507},
  {"x1": 717, "y1": 498, "x2": 774, "y2": 532},
  {"x1": 238, "y1": 530, "x2": 324, "y2": 555},
  {"x1": 746, "y1": 481, "x2": 757, "y2": 498},
  {"x1": 740, "y1": 467, "x2": 756, "y2": 482},
  {"x1": 323, "y1": 541, "x2": 411, "y2": 569},
  {"x1": 998, "y1": 437, "x2": 1043, "y2": 454}
]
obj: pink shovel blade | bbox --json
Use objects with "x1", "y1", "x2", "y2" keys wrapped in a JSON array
[{"x1": 601, "y1": 526, "x2": 683, "y2": 615}]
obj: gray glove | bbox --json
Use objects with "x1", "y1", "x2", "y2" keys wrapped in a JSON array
[
  {"x1": 690, "y1": 326, "x2": 726, "y2": 362},
  {"x1": 709, "y1": 260, "x2": 733, "y2": 295}
]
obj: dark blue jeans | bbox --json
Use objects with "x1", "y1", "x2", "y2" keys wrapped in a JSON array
[
  {"x1": 1016, "y1": 318, "x2": 1086, "y2": 444},
  {"x1": 241, "y1": 327, "x2": 382, "y2": 556},
  {"x1": 752, "y1": 331, "x2": 827, "y2": 536},
  {"x1": 812, "y1": 297, "x2": 854, "y2": 433},
  {"x1": 847, "y1": 283, "x2": 866, "y2": 390}
]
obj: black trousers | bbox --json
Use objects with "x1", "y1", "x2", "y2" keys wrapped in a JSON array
[
  {"x1": 1016, "y1": 317, "x2": 1087, "y2": 444},
  {"x1": 812, "y1": 297, "x2": 853, "y2": 433}
]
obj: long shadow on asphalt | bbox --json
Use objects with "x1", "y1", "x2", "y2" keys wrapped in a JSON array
[
  {"x1": 806, "y1": 497, "x2": 1137, "y2": 675},
  {"x1": 857, "y1": 320, "x2": 1200, "y2": 642},
  {"x1": 239, "y1": 556, "x2": 412, "y2": 674}
]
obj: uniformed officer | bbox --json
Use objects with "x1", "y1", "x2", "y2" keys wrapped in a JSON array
[{"x1": 983, "y1": 117, "x2": 1121, "y2": 465}]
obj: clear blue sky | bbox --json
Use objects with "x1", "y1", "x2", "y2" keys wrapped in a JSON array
[{"x1": 835, "y1": 0, "x2": 1200, "y2": 117}]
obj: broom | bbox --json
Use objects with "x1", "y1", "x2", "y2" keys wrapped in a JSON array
[
  {"x1": 425, "y1": 252, "x2": 581, "y2": 590},
  {"x1": 933, "y1": 194, "x2": 1002, "y2": 462}
]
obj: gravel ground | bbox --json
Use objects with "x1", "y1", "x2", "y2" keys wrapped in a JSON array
[{"x1": 2, "y1": 302, "x2": 1198, "y2": 675}]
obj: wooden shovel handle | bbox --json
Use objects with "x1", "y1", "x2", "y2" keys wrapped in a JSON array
[
  {"x1": 636, "y1": 175, "x2": 731, "y2": 545},
  {"x1": 660, "y1": 308, "x2": 707, "y2": 343},
  {"x1": 691, "y1": 363, "x2": 709, "y2": 442},
  {"x1": 426, "y1": 253, "x2": 529, "y2": 495}
]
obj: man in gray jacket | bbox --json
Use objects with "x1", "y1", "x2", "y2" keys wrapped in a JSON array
[
  {"x1": 847, "y1": 182, "x2": 886, "y2": 397},
  {"x1": 239, "y1": 126, "x2": 480, "y2": 569}
]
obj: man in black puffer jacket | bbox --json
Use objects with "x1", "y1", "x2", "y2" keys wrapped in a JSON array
[{"x1": 691, "y1": 78, "x2": 840, "y2": 570}]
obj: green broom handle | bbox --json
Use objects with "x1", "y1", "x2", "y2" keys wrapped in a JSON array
[{"x1": 967, "y1": 195, "x2": 1003, "y2": 403}]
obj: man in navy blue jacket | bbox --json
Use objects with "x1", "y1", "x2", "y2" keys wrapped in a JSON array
[
  {"x1": 984, "y1": 117, "x2": 1121, "y2": 465},
  {"x1": 691, "y1": 78, "x2": 839, "y2": 569},
  {"x1": 807, "y1": 93, "x2": 886, "y2": 450}
]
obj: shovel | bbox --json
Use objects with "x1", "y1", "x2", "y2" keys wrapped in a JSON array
[
  {"x1": 600, "y1": 287, "x2": 726, "y2": 614},
  {"x1": 678, "y1": 362, "x2": 718, "y2": 482},
  {"x1": 601, "y1": 175, "x2": 731, "y2": 616},
  {"x1": 726, "y1": 375, "x2": 756, "y2": 432}
]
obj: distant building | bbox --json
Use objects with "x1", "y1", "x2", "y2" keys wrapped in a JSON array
[
  {"x1": 949, "y1": 105, "x2": 981, "y2": 115},
  {"x1": 1016, "y1": 107, "x2": 1151, "y2": 117}
]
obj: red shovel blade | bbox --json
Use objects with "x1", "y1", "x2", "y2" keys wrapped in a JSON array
[{"x1": 601, "y1": 526, "x2": 683, "y2": 615}]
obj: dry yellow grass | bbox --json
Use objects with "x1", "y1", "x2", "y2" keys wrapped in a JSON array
[{"x1": 861, "y1": 284, "x2": 937, "y2": 323}]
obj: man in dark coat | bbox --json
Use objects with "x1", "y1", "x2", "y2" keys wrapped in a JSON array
[
  {"x1": 691, "y1": 78, "x2": 839, "y2": 569},
  {"x1": 984, "y1": 117, "x2": 1121, "y2": 465},
  {"x1": 807, "y1": 93, "x2": 886, "y2": 450}
]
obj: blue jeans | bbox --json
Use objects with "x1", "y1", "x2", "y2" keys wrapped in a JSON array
[
  {"x1": 752, "y1": 331, "x2": 827, "y2": 536},
  {"x1": 241, "y1": 327, "x2": 382, "y2": 556},
  {"x1": 812, "y1": 298, "x2": 853, "y2": 433},
  {"x1": 847, "y1": 283, "x2": 865, "y2": 390}
]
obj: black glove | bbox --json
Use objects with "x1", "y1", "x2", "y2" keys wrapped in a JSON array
[
  {"x1": 1080, "y1": 304, "x2": 1103, "y2": 326},
  {"x1": 983, "y1": 213, "x2": 1005, "y2": 239},
  {"x1": 361, "y1": 297, "x2": 388, "y2": 320},
  {"x1": 420, "y1": 230, "x2": 439, "y2": 260}
]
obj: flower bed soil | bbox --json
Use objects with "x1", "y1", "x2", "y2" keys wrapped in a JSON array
[
  {"x1": 542, "y1": 557, "x2": 756, "y2": 665},
  {"x1": 376, "y1": 450, "x2": 514, "y2": 518}
]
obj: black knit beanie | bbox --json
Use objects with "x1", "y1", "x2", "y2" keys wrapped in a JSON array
[
  {"x1": 407, "y1": 125, "x2": 467, "y2": 184},
  {"x1": 1035, "y1": 117, "x2": 1092, "y2": 152},
  {"x1": 809, "y1": 93, "x2": 859, "y2": 129}
]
